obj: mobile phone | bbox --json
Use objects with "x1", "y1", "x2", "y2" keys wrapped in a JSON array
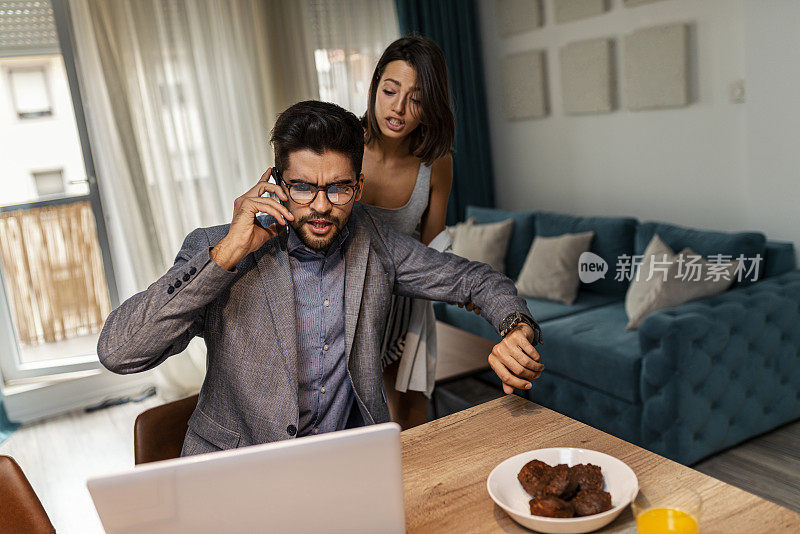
[{"x1": 258, "y1": 168, "x2": 288, "y2": 228}]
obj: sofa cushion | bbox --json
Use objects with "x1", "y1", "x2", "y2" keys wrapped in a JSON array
[
  {"x1": 635, "y1": 222, "x2": 766, "y2": 286},
  {"x1": 534, "y1": 302, "x2": 643, "y2": 403},
  {"x1": 433, "y1": 291, "x2": 621, "y2": 344},
  {"x1": 535, "y1": 211, "x2": 638, "y2": 296},
  {"x1": 450, "y1": 218, "x2": 514, "y2": 273},
  {"x1": 764, "y1": 241, "x2": 797, "y2": 279},
  {"x1": 466, "y1": 206, "x2": 536, "y2": 280},
  {"x1": 625, "y1": 235, "x2": 735, "y2": 330},
  {"x1": 516, "y1": 232, "x2": 595, "y2": 305},
  {"x1": 435, "y1": 302, "x2": 501, "y2": 344}
]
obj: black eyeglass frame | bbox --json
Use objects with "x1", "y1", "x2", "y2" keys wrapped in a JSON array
[{"x1": 273, "y1": 167, "x2": 360, "y2": 206}]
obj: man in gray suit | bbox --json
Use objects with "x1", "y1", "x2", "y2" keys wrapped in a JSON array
[{"x1": 98, "y1": 101, "x2": 543, "y2": 456}]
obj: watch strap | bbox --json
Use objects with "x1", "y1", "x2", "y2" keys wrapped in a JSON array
[{"x1": 500, "y1": 312, "x2": 543, "y2": 344}]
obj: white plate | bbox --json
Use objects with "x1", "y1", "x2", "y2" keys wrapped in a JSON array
[{"x1": 487, "y1": 448, "x2": 639, "y2": 534}]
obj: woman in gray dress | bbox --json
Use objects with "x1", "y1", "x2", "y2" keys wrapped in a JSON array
[{"x1": 360, "y1": 36, "x2": 456, "y2": 429}]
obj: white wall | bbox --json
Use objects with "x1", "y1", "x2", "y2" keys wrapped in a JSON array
[
  {"x1": 478, "y1": 0, "x2": 799, "y2": 254},
  {"x1": 743, "y1": 0, "x2": 800, "y2": 249}
]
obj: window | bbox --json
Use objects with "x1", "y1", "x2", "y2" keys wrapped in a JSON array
[
  {"x1": 9, "y1": 66, "x2": 53, "y2": 118},
  {"x1": 314, "y1": 48, "x2": 377, "y2": 116},
  {"x1": 0, "y1": 0, "x2": 117, "y2": 390},
  {"x1": 307, "y1": 0, "x2": 399, "y2": 116},
  {"x1": 32, "y1": 168, "x2": 64, "y2": 196}
]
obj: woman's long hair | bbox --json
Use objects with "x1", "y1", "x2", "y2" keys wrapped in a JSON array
[{"x1": 363, "y1": 35, "x2": 455, "y2": 166}]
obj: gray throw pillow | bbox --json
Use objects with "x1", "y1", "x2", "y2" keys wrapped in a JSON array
[
  {"x1": 450, "y1": 217, "x2": 514, "y2": 273},
  {"x1": 515, "y1": 231, "x2": 595, "y2": 305},
  {"x1": 625, "y1": 234, "x2": 736, "y2": 330}
]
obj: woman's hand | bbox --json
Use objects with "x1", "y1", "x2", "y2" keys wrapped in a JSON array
[
  {"x1": 457, "y1": 301, "x2": 481, "y2": 315},
  {"x1": 210, "y1": 169, "x2": 294, "y2": 271}
]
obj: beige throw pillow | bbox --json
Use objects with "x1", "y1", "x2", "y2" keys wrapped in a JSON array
[
  {"x1": 450, "y1": 218, "x2": 514, "y2": 273},
  {"x1": 515, "y1": 231, "x2": 595, "y2": 305},
  {"x1": 625, "y1": 234, "x2": 736, "y2": 330}
]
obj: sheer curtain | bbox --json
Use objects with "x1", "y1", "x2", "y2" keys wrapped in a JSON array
[
  {"x1": 306, "y1": 0, "x2": 399, "y2": 116},
  {"x1": 67, "y1": 0, "x2": 398, "y2": 395},
  {"x1": 68, "y1": 0, "x2": 317, "y2": 395}
]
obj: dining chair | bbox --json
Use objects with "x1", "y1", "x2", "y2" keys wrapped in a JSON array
[
  {"x1": 134, "y1": 394, "x2": 198, "y2": 465},
  {"x1": 0, "y1": 455, "x2": 56, "y2": 534}
]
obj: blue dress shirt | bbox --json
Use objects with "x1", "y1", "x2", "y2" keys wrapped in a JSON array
[{"x1": 287, "y1": 224, "x2": 355, "y2": 437}]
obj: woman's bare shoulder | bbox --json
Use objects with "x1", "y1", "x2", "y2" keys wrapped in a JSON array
[{"x1": 430, "y1": 154, "x2": 454, "y2": 188}]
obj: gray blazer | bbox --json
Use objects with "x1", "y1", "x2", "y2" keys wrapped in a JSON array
[{"x1": 98, "y1": 204, "x2": 532, "y2": 456}]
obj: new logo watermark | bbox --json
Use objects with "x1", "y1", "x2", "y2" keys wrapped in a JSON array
[
  {"x1": 577, "y1": 253, "x2": 762, "y2": 284},
  {"x1": 578, "y1": 252, "x2": 608, "y2": 284}
]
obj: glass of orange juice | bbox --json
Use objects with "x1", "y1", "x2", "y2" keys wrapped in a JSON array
[{"x1": 632, "y1": 487, "x2": 702, "y2": 534}]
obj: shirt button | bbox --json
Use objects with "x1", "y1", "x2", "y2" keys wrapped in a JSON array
[
  {"x1": 321, "y1": 387, "x2": 326, "y2": 394},
  {"x1": 324, "y1": 299, "x2": 330, "y2": 307},
  {"x1": 323, "y1": 344, "x2": 329, "y2": 351}
]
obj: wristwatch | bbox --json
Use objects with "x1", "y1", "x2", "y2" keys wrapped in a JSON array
[{"x1": 499, "y1": 312, "x2": 542, "y2": 343}]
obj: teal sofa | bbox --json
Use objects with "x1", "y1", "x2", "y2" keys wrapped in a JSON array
[{"x1": 434, "y1": 206, "x2": 800, "y2": 465}]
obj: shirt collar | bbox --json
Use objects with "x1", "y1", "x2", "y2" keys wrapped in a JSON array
[{"x1": 287, "y1": 222, "x2": 350, "y2": 258}]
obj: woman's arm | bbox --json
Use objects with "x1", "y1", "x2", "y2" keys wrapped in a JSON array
[{"x1": 419, "y1": 154, "x2": 453, "y2": 245}]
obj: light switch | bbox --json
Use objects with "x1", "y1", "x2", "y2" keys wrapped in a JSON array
[{"x1": 730, "y1": 79, "x2": 746, "y2": 104}]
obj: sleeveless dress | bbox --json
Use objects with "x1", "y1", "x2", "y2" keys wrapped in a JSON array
[{"x1": 364, "y1": 163, "x2": 447, "y2": 397}]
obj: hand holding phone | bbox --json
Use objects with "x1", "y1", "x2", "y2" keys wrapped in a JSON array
[{"x1": 210, "y1": 168, "x2": 293, "y2": 270}]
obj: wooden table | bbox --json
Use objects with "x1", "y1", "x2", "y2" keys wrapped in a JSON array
[
  {"x1": 401, "y1": 396, "x2": 800, "y2": 533},
  {"x1": 434, "y1": 321, "x2": 494, "y2": 384}
]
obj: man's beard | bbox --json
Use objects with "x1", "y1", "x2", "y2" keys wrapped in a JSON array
[{"x1": 289, "y1": 210, "x2": 345, "y2": 252}]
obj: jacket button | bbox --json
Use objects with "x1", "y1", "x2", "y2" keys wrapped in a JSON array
[
  {"x1": 189, "y1": 266, "x2": 197, "y2": 275},
  {"x1": 183, "y1": 273, "x2": 190, "y2": 281},
  {"x1": 175, "y1": 279, "x2": 182, "y2": 288},
  {"x1": 286, "y1": 424, "x2": 297, "y2": 436},
  {"x1": 167, "y1": 286, "x2": 174, "y2": 294}
]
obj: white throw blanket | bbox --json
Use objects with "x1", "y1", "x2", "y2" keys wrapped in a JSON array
[{"x1": 394, "y1": 229, "x2": 453, "y2": 397}]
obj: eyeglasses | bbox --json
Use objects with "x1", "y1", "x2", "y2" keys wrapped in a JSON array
[{"x1": 274, "y1": 168, "x2": 358, "y2": 206}]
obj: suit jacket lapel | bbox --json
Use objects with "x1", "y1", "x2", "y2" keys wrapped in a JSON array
[
  {"x1": 344, "y1": 220, "x2": 369, "y2": 364},
  {"x1": 253, "y1": 237, "x2": 298, "y2": 383}
]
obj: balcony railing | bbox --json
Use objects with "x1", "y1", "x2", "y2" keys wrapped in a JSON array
[{"x1": 0, "y1": 197, "x2": 110, "y2": 347}]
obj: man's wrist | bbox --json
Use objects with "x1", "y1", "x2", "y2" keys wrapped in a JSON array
[
  {"x1": 511, "y1": 322, "x2": 534, "y2": 335},
  {"x1": 500, "y1": 312, "x2": 531, "y2": 337},
  {"x1": 500, "y1": 312, "x2": 542, "y2": 344},
  {"x1": 210, "y1": 238, "x2": 242, "y2": 271}
]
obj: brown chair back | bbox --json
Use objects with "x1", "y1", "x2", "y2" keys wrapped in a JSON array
[
  {"x1": 0, "y1": 455, "x2": 56, "y2": 534},
  {"x1": 134, "y1": 394, "x2": 199, "y2": 465}
]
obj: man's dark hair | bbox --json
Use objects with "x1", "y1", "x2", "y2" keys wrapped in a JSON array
[{"x1": 270, "y1": 100, "x2": 364, "y2": 177}]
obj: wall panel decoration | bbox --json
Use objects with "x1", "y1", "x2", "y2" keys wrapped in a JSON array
[
  {"x1": 624, "y1": 23, "x2": 689, "y2": 110},
  {"x1": 496, "y1": 0, "x2": 543, "y2": 37},
  {"x1": 501, "y1": 50, "x2": 549, "y2": 119},
  {"x1": 560, "y1": 38, "x2": 615, "y2": 114},
  {"x1": 554, "y1": 0, "x2": 608, "y2": 24}
]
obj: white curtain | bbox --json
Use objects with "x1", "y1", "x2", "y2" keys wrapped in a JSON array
[
  {"x1": 69, "y1": 0, "x2": 317, "y2": 395},
  {"x1": 68, "y1": 0, "x2": 398, "y2": 396},
  {"x1": 306, "y1": 0, "x2": 399, "y2": 116}
]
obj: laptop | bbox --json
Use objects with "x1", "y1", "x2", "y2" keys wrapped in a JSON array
[{"x1": 87, "y1": 422, "x2": 405, "y2": 534}]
